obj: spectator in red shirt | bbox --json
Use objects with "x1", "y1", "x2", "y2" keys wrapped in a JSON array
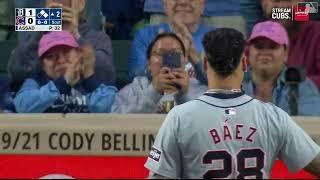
[{"x1": 260, "y1": 0, "x2": 320, "y2": 89}]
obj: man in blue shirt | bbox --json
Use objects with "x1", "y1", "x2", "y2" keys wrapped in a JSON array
[
  {"x1": 128, "y1": 0, "x2": 214, "y2": 84},
  {"x1": 242, "y1": 21, "x2": 320, "y2": 116},
  {"x1": 143, "y1": 0, "x2": 244, "y2": 36},
  {"x1": 14, "y1": 31, "x2": 117, "y2": 113},
  {"x1": 144, "y1": 0, "x2": 241, "y2": 16}
]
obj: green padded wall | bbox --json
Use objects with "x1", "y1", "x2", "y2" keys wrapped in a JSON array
[
  {"x1": 112, "y1": 40, "x2": 131, "y2": 89},
  {"x1": 0, "y1": 40, "x2": 16, "y2": 74}
]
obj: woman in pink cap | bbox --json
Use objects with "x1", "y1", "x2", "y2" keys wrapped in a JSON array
[
  {"x1": 14, "y1": 31, "x2": 117, "y2": 113},
  {"x1": 8, "y1": 0, "x2": 115, "y2": 95},
  {"x1": 242, "y1": 21, "x2": 320, "y2": 116}
]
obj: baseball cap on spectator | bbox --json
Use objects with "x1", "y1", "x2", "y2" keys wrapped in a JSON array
[
  {"x1": 247, "y1": 21, "x2": 289, "y2": 47},
  {"x1": 38, "y1": 31, "x2": 79, "y2": 57}
]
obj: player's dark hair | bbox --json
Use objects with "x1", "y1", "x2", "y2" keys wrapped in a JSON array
[
  {"x1": 202, "y1": 28, "x2": 246, "y2": 77},
  {"x1": 147, "y1": 33, "x2": 186, "y2": 59}
]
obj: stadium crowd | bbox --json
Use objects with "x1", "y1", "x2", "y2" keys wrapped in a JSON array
[{"x1": 0, "y1": 0, "x2": 319, "y2": 116}]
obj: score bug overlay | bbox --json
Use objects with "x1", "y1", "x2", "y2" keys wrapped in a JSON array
[{"x1": 15, "y1": 8, "x2": 62, "y2": 31}]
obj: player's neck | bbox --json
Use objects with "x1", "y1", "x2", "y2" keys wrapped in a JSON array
[
  {"x1": 208, "y1": 74, "x2": 242, "y2": 91},
  {"x1": 207, "y1": 65, "x2": 244, "y2": 91}
]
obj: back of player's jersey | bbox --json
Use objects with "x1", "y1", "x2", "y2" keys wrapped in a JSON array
[
  {"x1": 145, "y1": 92, "x2": 319, "y2": 178},
  {"x1": 176, "y1": 93, "x2": 284, "y2": 179}
]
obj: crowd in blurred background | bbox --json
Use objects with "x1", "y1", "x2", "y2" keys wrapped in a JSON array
[{"x1": 0, "y1": 0, "x2": 319, "y2": 116}]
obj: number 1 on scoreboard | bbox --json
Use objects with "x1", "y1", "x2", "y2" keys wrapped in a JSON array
[
  {"x1": 25, "y1": 8, "x2": 36, "y2": 26},
  {"x1": 25, "y1": 8, "x2": 36, "y2": 17}
]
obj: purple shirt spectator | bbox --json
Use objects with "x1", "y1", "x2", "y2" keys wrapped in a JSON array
[{"x1": 288, "y1": 22, "x2": 320, "y2": 89}]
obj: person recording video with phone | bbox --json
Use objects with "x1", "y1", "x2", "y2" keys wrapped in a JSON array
[
  {"x1": 112, "y1": 33, "x2": 207, "y2": 113},
  {"x1": 128, "y1": 0, "x2": 214, "y2": 85},
  {"x1": 14, "y1": 31, "x2": 117, "y2": 113},
  {"x1": 8, "y1": 0, "x2": 115, "y2": 95}
]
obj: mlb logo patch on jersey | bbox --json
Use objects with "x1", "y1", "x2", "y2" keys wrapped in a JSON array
[
  {"x1": 149, "y1": 146, "x2": 162, "y2": 162},
  {"x1": 225, "y1": 108, "x2": 237, "y2": 115}
]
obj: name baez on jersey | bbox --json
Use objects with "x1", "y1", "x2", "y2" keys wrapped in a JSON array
[{"x1": 210, "y1": 122, "x2": 257, "y2": 144}]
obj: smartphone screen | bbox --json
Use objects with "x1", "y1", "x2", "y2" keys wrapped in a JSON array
[{"x1": 162, "y1": 52, "x2": 181, "y2": 69}]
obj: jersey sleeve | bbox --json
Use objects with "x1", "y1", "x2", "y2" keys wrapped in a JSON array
[
  {"x1": 278, "y1": 112, "x2": 320, "y2": 173},
  {"x1": 144, "y1": 108, "x2": 182, "y2": 178}
]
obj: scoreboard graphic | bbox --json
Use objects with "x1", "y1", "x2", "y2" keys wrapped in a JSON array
[{"x1": 15, "y1": 8, "x2": 62, "y2": 31}]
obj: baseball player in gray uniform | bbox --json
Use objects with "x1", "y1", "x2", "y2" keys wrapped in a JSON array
[{"x1": 144, "y1": 28, "x2": 320, "y2": 179}]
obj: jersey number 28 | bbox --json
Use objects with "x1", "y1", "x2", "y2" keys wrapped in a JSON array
[{"x1": 203, "y1": 148, "x2": 265, "y2": 179}]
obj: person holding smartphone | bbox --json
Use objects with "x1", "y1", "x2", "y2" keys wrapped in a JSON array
[
  {"x1": 128, "y1": 0, "x2": 215, "y2": 85},
  {"x1": 8, "y1": 0, "x2": 115, "y2": 94},
  {"x1": 112, "y1": 33, "x2": 207, "y2": 113}
]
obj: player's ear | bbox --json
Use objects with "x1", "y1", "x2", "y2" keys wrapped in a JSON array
[
  {"x1": 241, "y1": 55, "x2": 248, "y2": 72},
  {"x1": 202, "y1": 52, "x2": 208, "y2": 72}
]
